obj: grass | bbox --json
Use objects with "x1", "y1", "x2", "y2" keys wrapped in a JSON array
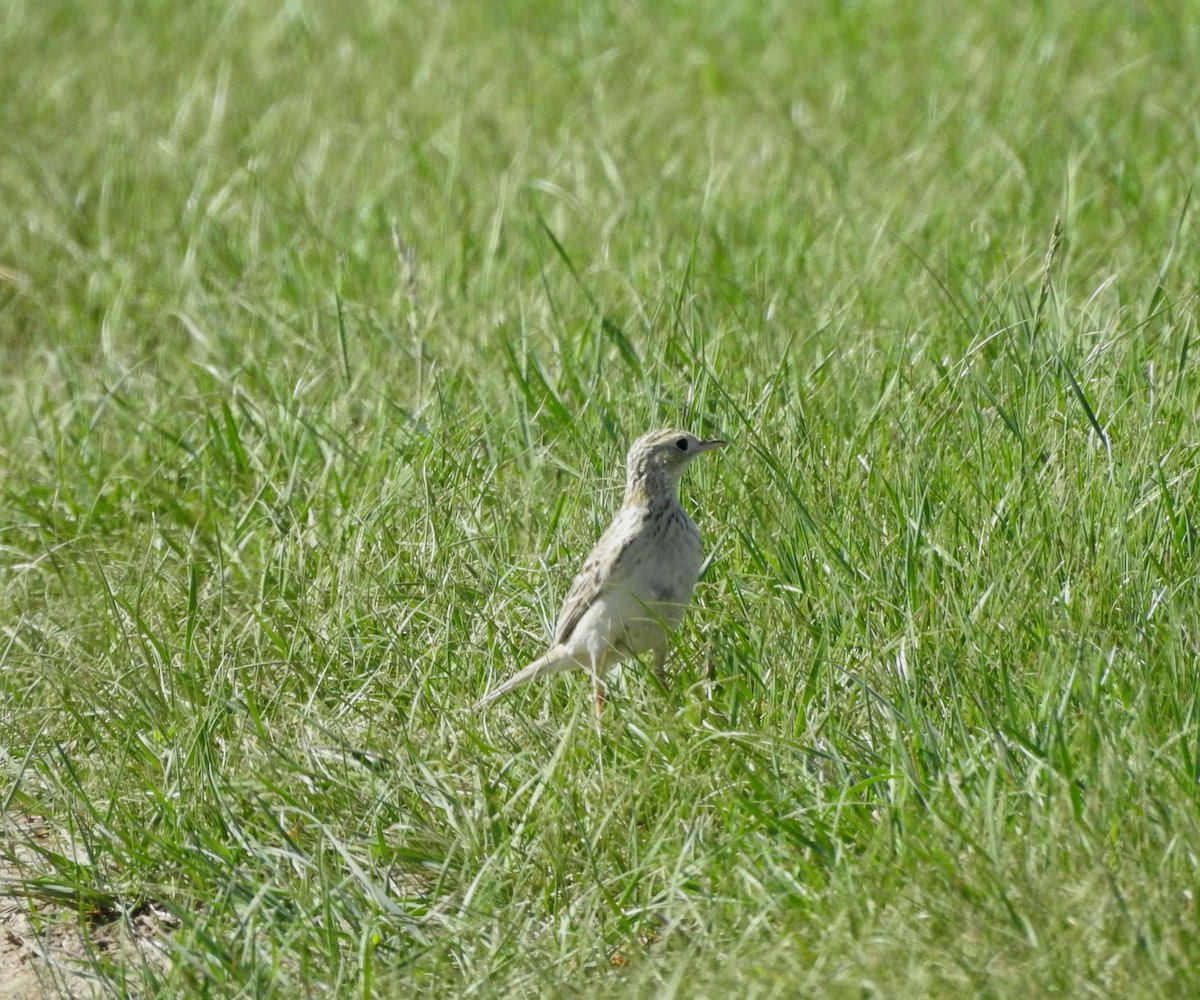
[{"x1": 2, "y1": 0, "x2": 1199, "y2": 995}]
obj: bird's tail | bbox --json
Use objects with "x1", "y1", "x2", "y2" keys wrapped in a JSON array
[{"x1": 473, "y1": 646, "x2": 581, "y2": 709}]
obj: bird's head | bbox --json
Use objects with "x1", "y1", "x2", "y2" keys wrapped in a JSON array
[{"x1": 624, "y1": 428, "x2": 725, "y2": 502}]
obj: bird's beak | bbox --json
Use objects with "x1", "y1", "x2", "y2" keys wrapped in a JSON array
[{"x1": 697, "y1": 438, "x2": 727, "y2": 452}]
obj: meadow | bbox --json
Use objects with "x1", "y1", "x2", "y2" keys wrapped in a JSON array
[{"x1": 2, "y1": 0, "x2": 1199, "y2": 995}]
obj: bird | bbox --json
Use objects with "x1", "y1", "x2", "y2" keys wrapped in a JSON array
[{"x1": 475, "y1": 428, "x2": 725, "y2": 717}]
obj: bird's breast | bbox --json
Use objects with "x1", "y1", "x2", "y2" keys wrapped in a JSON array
[{"x1": 642, "y1": 507, "x2": 703, "y2": 608}]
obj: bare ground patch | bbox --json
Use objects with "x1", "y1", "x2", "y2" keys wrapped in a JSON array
[{"x1": 1, "y1": 815, "x2": 176, "y2": 999}]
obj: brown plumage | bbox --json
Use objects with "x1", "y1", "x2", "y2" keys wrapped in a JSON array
[{"x1": 475, "y1": 429, "x2": 725, "y2": 717}]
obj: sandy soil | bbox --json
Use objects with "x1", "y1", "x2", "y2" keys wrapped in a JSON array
[{"x1": 1, "y1": 815, "x2": 175, "y2": 999}]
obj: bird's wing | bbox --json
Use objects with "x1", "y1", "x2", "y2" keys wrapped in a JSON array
[{"x1": 553, "y1": 507, "x2": 644, "y2": 645}]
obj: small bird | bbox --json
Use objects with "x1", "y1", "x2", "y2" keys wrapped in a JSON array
[{"x1": 475, "y1": 428, "x2": 726, "y2": 716}]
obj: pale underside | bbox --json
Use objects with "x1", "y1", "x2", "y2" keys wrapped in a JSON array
[{"x1": 552, "y1": 502, "x2": 703, "y2": 677}]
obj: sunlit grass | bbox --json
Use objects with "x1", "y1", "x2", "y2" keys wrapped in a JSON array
[{"x1": 2, "y1": 0, "x2": 1199, "y2": 996}]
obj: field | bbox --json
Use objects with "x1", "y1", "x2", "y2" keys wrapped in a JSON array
[{"x1": 3, "y1": 1, "x2": 1200, "y2": 996}]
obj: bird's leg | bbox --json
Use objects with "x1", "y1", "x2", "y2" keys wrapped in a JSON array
[
  {"x1": 650, "y1": 641, "x2": 669, "y2": 692},
  {"x1": 587, "y1": 644, "x2": 606, "y2": 725}
]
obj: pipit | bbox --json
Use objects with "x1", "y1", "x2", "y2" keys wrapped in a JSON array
[{"x1": 475, "y1": 428, "x2": 725, "y2": 716}]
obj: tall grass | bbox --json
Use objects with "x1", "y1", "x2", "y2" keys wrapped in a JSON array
[{"x1": 2, "y1": 0, "x2": 1199, "y2": 996}]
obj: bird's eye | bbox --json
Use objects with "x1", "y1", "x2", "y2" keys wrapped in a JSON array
[{"x1": 675, "y1": 437, "x2": 689, "y2": 452}]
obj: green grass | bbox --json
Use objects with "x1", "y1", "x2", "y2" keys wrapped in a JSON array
[{"x1": 2, "y1": 0, "x2": 1200, "y2": 995}]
